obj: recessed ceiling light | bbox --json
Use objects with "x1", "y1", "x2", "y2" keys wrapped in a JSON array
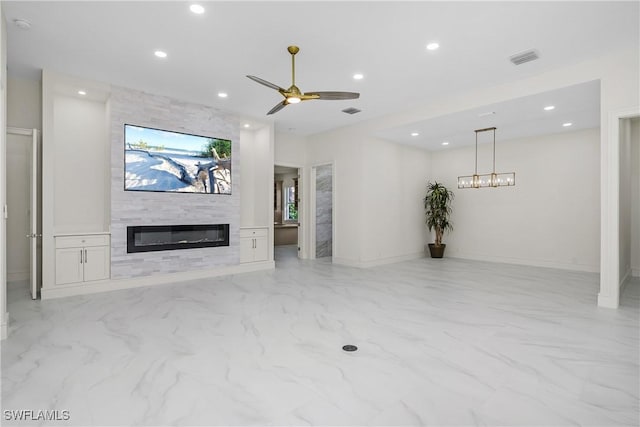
[
  {"x1": 544, "y1": 105, "x2": 555, "y2": 111},
  {"x1": 353, "y1": 73, "x2": 364, "y2": 80},
  {"x1": 426, "y1": 42, "x2": 440, "y2": 51},
  {"x1": 243, "y1": 123, "x2": 250, "y2": 128},
  {"x1": 13, "y1": 19, "x2": 32, "y2": 30},
  {"x1": 563, "y1": 122, "x2": 572, "y2": 127},
  {"x1": 78, "y1": 90, "x2": 86, "y2": 96},
  {"x1": 154, "y1": 50, "x2": 167, "y2": 58},
  {"x1": 190, "y1": 4, "x2": 205, "y2": 14},
  {"x1": 218, "y1": 92, "x2": 228, "y2": 98},
  {"x1": 442, "y1": 141, "x2": 449, "y2": 146},
  {"x1": 411, "y1": 132, "x2": 419, "y2": 137}
]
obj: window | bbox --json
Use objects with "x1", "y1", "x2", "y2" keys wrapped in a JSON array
[{"x1": 284, "y1": 180, "x2": 298, "y2": 221}]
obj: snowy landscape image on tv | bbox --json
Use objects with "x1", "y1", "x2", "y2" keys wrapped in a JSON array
[{"x1": 124, "y1": 124, "x2": 231, "y2": 194}]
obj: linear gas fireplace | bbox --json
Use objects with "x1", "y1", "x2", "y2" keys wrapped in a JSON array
[{"x1": 127, "y1": 224, "x2": 229, "y2": 253}]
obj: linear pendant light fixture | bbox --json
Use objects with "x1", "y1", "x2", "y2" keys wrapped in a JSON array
[{"x1": 457, "y1": 127, "x2": 515, "y2": 189}]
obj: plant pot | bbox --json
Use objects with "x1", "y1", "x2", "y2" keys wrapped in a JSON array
[{"x1": 427, "y1": 243, "x2": 446, "y2": 258}]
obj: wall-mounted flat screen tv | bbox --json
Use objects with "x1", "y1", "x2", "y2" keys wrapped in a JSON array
[{"x1": 124, "y1": 124, "x2": 231, "y2": 194}]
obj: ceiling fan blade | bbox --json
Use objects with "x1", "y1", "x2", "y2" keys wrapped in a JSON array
[
  {"x1": 247, "y1": 75, "x2": 285, "y2": 92},
  {"x1": 305, "y1": 91, "x2": 360, "y2": 100},
  {"x1": 267, "y1": 100, "x2": 288, "y2": 115}
]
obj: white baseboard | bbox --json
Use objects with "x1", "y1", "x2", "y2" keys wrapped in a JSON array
[
  {"x1": 597, "y1": 292, "x2": 619, "y2": 309},
  {"x1": 41, "y1": 261, "x2": 275, "y2": 300},
  {"x1": 620, "y1": 268, "x2": 632, "y2": 293},
  {"x1": 446, "y1": 250, "x2": 599, "y2": 273},
  {"x1": 7, "y1": 271, "x2": 28, "y2": 282},
  {"x1": 1, "y1": 312, "x2": 8, "y2": 340},
  {"x1": 333, "y1": 252, "x2": 424, "y2": 269}
]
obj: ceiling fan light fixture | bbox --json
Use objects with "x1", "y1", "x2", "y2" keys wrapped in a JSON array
[{"x1": 247, "y1": 45, "x2": 360, "y2": 115}]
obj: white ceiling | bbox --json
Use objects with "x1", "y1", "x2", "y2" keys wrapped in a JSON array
[
  {"x1": 376, "y1": 80, "x2": 601, "y2": 150},
  {"x1": 3, "y1": 1, "x2": 638, "y2": 142}
]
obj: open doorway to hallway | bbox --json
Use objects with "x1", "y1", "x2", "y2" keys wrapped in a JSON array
[{"x1": 274, "y1": 165, "x2": 301, "y2": 261}]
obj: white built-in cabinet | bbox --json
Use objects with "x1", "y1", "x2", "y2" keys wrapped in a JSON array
[
  {"x1": 42, "y1": 70, "x2": 112, "y2": 296},
  {"x1": 239, "y1": 126, "x2": 274, "y2": 265},
  {"x1": 240, "y1": 227, "x2": 269, "y2": 263},
  {"x1": 55, "y1": 234, "x2": 110, "y2": 285}
]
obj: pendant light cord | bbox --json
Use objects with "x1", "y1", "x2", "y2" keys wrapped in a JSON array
[
  {"x1": 474, "y1": 126, "x2": 498, "y2": 176},
  {"x1": 492, "y1": 127, "x2": 496, "y2": 174},
  {"x1": 475, "y1": 131, "x2": 478, "y2": 175}
]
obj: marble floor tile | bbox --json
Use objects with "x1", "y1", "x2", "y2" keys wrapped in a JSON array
[{"x1": 2, "y1": 254, "x2": 638, "y2": 426}]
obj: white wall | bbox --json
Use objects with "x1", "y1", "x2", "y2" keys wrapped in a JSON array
[
  {"x1": 53, "y1": 96, "x2": 108, "y2": 233},
  {"x1": 305, "y1": 129, "x2": 431, "y2": 267},
  {"x1": 631, "y1": 118, "x2": 640, "y2": 277},
  {"x1": 240, "y1": 126, "x2": 273, "y2": 228},
  {"x1": 7, "y1": 77, "x2": 41, "y2": 130},
  {"x1": 431, "y1": 128, "x2": 601, "y2": 272},
  {"x1": 360, "y1": 138, "x2": 431, "y2": 265},
  {"x1": 274, "y1": 132, "x2": 306, "y2": 166}
]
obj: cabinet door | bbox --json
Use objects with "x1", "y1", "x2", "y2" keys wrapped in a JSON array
[
  {"x1": 55, "y1": 248, "x2": 83, "y2": 285},
  {"x1": 253, "y1": 236, "x2": 268, "y2": 262},
  {"x1": 83, "y1": 246, "x2": 110, "y2": 282},
  {"x1": 240, "y1": 237, "x2": 255, "y2": 263}
]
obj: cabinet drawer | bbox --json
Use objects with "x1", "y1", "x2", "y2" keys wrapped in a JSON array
[
  {"x1": 56, "y1": 234, "x2": 110, "y2": 248},
  {"x1": 240, "y1": 228, "x2": 268, "y2": 239}
]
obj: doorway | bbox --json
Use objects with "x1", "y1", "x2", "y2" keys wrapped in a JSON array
[
  {"x1": 621, "y1": 117, "x2": 640, "y2": 299},
  {"x1": 274, "y1": 165, "x2": 301, "y2": 261},
  {"x1": 600, "y1": 108, "x2": 640, "y2": 308},
  {"x1": 312, "y1": 164, "x2": 333, "y2": 260},
  {"x1": 6, "y1": 128, "x2": 40, "y2": 301}
]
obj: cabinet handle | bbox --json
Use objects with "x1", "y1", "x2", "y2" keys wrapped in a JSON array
[
  {"x1": 253, "y1": 238, "x2": 256, "y2": 249},
  {"x1": 80, "y1": 249, "x2": 83, "y2": 264},
  {"x1": 84, "y1": 249, "x2": 88, "y2": 263}
]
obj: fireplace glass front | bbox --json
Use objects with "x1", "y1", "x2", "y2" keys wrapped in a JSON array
[{"x1": 127, "y1": 224, "x2": 229, "y2": 253}]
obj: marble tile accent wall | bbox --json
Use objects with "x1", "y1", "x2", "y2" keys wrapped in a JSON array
[
  {"x1": 110, "y1": 86, "x2": 240, "y2": 278},
  {"x1": 315, "y1": 165, "x2": 332, "y2": 258}
]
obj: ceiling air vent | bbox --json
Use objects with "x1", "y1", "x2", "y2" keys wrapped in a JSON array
[
  {"x1": 509, "y1": 49, "x2": 539, "y2": 65},
  {"x1": 342, "y1": 107, "x2": 361, "y2": 115}
]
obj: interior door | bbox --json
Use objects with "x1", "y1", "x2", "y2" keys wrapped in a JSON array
[
  {"x1": 29, "y1": 130, "x2": 39, "y2": 299},
  {"x1": 6, "y1": 128, "x2": 39, "y2": 299}
]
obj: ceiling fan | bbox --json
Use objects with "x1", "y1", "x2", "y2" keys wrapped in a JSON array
[{"x1": 247, "y1": 45, "x2": 360, "y2": 115}]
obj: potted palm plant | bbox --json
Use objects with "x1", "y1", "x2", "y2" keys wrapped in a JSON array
[{"x1": 424, "y1": 181, "x2": 454, "y2": 258}]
